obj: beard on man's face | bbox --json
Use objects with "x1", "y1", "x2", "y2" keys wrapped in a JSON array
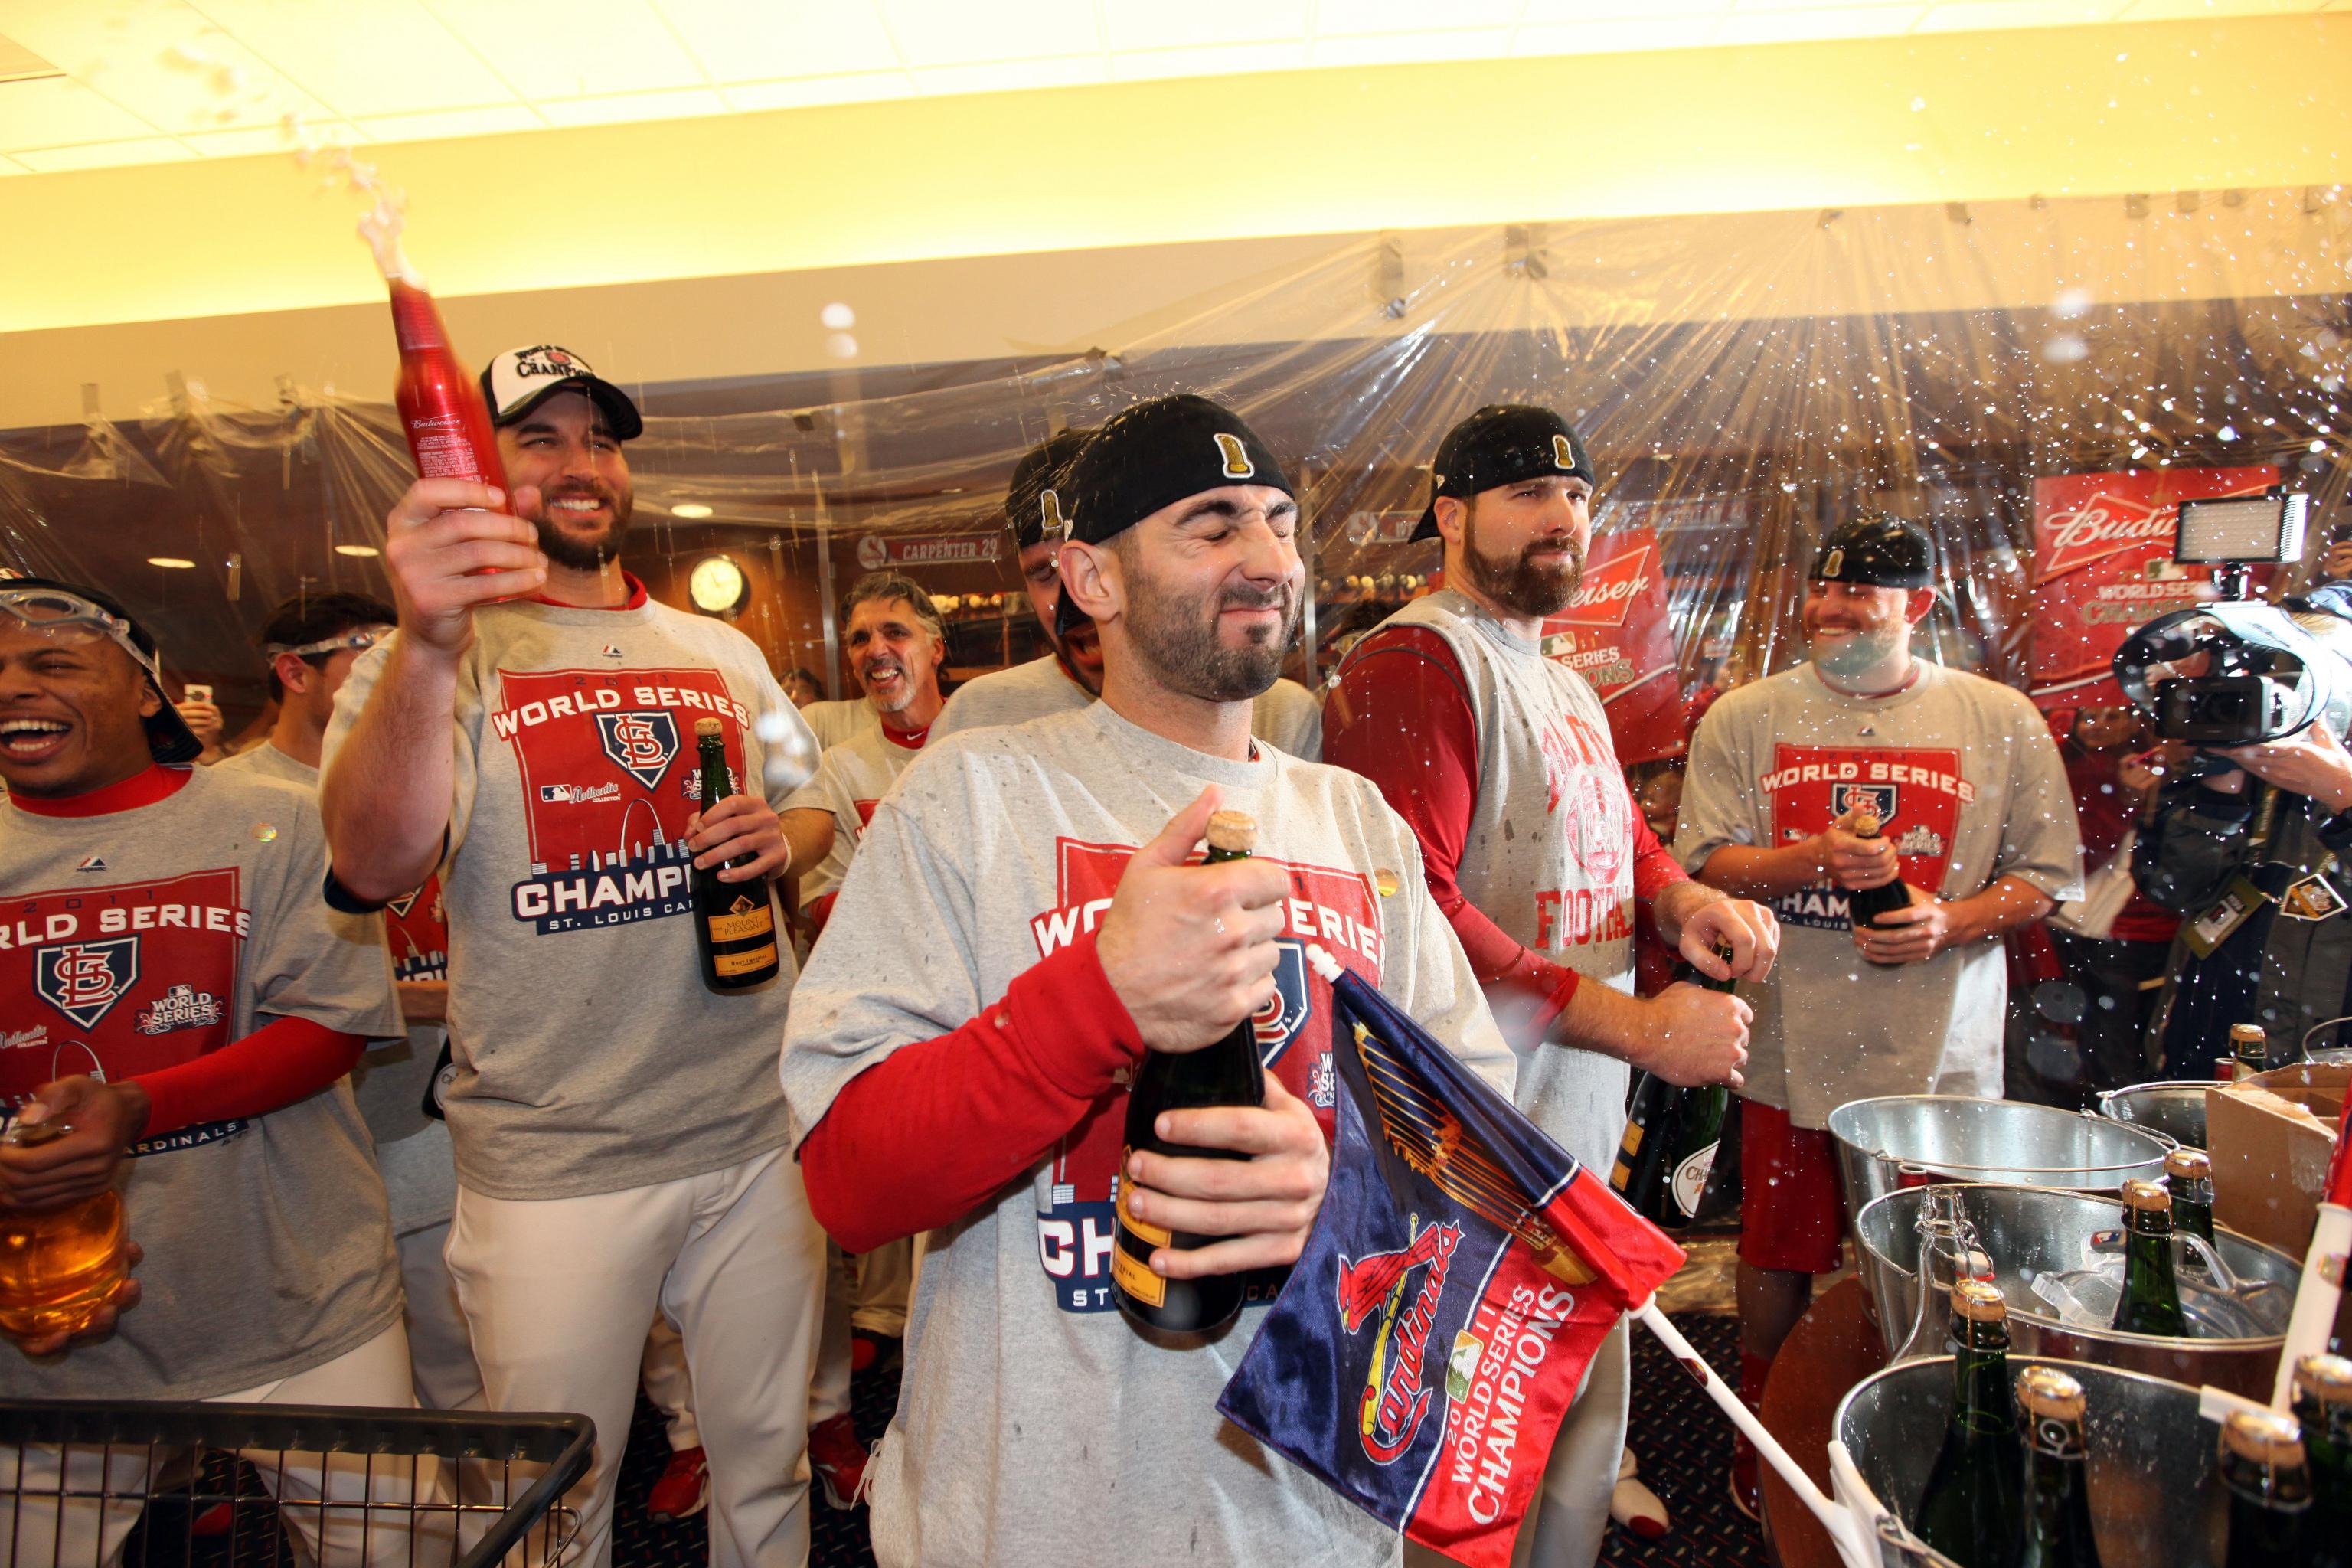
[
  {"x1": 1459, "y1": 503, "x2": 1584, "y2": 619},
  {"x1": 532, "y1": 480, "x2": 635, "y2": 573},
  {"x1": 1119, "y1": 550, "x2": 1300, "y2": 704}
]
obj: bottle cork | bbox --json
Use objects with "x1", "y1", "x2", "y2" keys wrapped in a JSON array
[
  {"x1": 2221, "y1": 1408, "x2": 2305, "y2": 1466},
  {"x1": 2230, "y1": 1022, "x2": 2267, "y2": 1052},
  {"x1": 695, "y1": 717, "x2": 723, "y2": 737},
  {"x1": 2016, "y1": 1365, "x2": 2087, "y2": 1423},
  {"x1": 2122, "y1": 1178, "x2": 2171, "y2": 1213},
  {"x1": 1951, "y1": 1278, "x2": 2007, "y2": 1322},
  {"x1": 1852, "y1": 808, "x2": 1883, "y2": 837},
  {"x1": 2164, "y1": 1147, "x2": 2212, "y2": 1182},
  {"x1": 1206, "y1": 811, "x2": 1257, "y2": 855},
  {"x1": 2295, "y1": 1353, "x2": 2352, "y2": 1406}
]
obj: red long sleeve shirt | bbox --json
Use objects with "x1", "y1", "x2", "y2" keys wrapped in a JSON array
[{"x1": 1322, "y1": 622, "x2": 1687, "y2": 1044}]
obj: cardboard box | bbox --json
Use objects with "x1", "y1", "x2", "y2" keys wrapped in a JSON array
[{"x1": 2208, "y1": 1063, "x2": 2345, "y2": 1256}]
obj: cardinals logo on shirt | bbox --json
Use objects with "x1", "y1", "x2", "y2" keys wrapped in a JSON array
[
  {"x1": 1834, "y1": 782, "x2": 1899, "y2": 825},
  {"x1": 34, "y1": 937, "x2": 139, "y2": 1030},
  {"x1": 594, "y1": 710, "x2": 681, "y2": 791},
  {"x1": 1766, "y1": 745, "x2": 1970, "y2": 930}
]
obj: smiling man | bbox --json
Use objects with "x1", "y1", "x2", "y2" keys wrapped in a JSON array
[
  {"x1": 1674, "y1": 514, "x2": 2080, "y2": 1514},
  {"x1": 317, "y1": 346, "x2": 830, "y2": 1565},
  {"x1": 1322, "y1": 404, "x2": 1774, "y2": 1567},
  {"x1": 782, "y1": 394, "x2": 1512, "y2": 1567}
]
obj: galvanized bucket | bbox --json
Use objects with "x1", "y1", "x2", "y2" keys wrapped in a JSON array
[
  {"x1": 2093, "y1": 1080, "x2": 2210, "y2": 1150},
  {"x1": 1836, "y1": 1356, "x2": 2226, "y2": 1568},
  {"x1": 1853, "y1": 1182, "x2": 2297, "y2": 1400},
  {"x1": 1827, "y1": 1095, "x2": 2171, "y2": 1227}
]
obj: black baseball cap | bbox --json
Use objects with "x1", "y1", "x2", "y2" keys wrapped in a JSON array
[
  {"x1": 1006, "y1": 427, "x2": 1094, "y2": 551},
  {"x1": 1412, "y1": 404, "x2": 1597, "y2": 541},
  {"x1": 1051, "y1": 395, "x2": 1293, "y2": 638},
  {"x1": 1811, "y1": 516, "x2": 1935, "y2": 589},
  {"x1": 2, "y1": 577, "x2": 204, "y2": 764},
  {"x1": 480, "y1": 345, "x2": 645, "y2": 441}
]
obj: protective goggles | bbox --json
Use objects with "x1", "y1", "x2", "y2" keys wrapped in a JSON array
[
  {"x1": 264, "y1": 625, "x2": 393, "y2": 661},
  {"x1": 0, "y1": 586, "x2": 161, "y2": 678}
]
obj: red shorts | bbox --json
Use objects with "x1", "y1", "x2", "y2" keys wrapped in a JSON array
[{"x1": 1736, "y1": 1099, "x2": 1847, "y2": 1275}]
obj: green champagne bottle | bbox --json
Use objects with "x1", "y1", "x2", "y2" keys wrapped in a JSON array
[
  {"x1": 2292, "y1": 1354, "x2": 2352, "y2": 1568},
  {"x1": 2014, "y1": 1366, "x2": 2102, "y2": 1568},
  {"x1": 2109, "y1": 1179, "x2": 2186, "y2": 1338},
  {"x1": 2226, "y1": 1021, "x2": 2270, "y2": 1082},
  {"x1": 2162, "y1": 1147, "x2": 2216, "y2": 1246},
  {"x1": 689, "y1": 718, "x2": 780, "y2": 991},
  {"x1": 1608, "y1": 949, "x2": 1733, "y2": 1229},
  {"x1": 2219, "y1": 1409, "x2": 2311, "y2": 1567},
  {"x1": 1112, "y1": 810, "x2": 1267, "y2": 1334},
  {"x1": 1844, "y1": 808, "x2": 1913, "y2": 968},
  {"x1": 1912, "y1": 1279, "x2": 2024, "y2": 1568}
]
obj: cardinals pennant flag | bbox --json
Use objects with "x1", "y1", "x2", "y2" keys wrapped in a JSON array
[{"x1": 1218, "y1": 954, "x2": 1686, "y2": 1568}]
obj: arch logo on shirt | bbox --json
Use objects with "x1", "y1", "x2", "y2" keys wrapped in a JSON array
[{"x1": 1763, "y1": 744, "x2": 1970, "y2": 929}]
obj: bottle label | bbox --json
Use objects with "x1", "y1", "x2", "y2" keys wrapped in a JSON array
[
  {"x1": 712, "y1": 943, "x2": 776, "y2": 978},
  {"x1": 1114, "y1": 1162, "x2": 1171, "y2": 1249},
  {"x1": 707, "y1": 905, "x2": 774, "y2": 944},
  {"x1": 1671, "y1": 1142, "x2": 1719, "y2": 1219},
  {"x1": 1111, "y1": 1240, "x2": 1166, "y2": 1308}
]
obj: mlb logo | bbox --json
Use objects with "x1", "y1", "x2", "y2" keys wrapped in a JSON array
[
  {"x1": 1835, "y1": 782, "x2": 1897, "y2": 825},
  {"x1": 1250, "y1": 942, "x2": 1313, "y2": 1065},
  {"x1": 35, "y1": 936, "x2": 140, "y2": 1030},
  {"x1": 594, "y1": 710, "x2": 681, "y2": 790}
]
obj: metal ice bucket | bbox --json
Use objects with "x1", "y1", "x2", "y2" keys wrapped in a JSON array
[
  {"x1": 1853, "y1": 1183, "x2": 2297, "y2": 1400},
  {"x1": 2094, "y1": 1080, "x2": 2210, "y2": 1150},
  {"x1": 1828, "y1": 1095, "x2": 2170, "y2": 1225},
  {"x1": 1836, "y1": 1357, "x2": 2226, "y2": 1567}
]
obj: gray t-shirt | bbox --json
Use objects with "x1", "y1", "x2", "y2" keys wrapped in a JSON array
[
  {"x1": 782, "y1": 701, "x2": 1513, "y2": 1568},
  {"x1": 217, "y1": 741, "x2": 457, "y2": 1235},
  {"x1": 1, "y1": 766, "x2": 403, "y2": 1400},
  {"x1": 933, "y1": 652, "x2": 1326, "y2": 760},
  {"x1": 780, "y1": 724, "x2": 926, "y2": 905},
  {"x1": 1675, "y1": 661, "x2": 2083, "y2": 1126},
  {"x1": 325, "y1": 592, "x2": 813, "y2": 1200},
  {"x1": 800, "y1": 697, "x2": 880, "y2": 750}
]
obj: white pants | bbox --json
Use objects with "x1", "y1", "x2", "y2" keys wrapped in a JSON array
[
  {"x1": 399, "y1": 1220, "x2": 485, "y2": 1412},
  {"x1": 850, "y1": 1237, "x2": 913, "y2": 1338},
  {"x1": 0, "y1": 1321, "x2": 433, "y2": 1567},
  {"x1": 446, "y1": 1147, "x2": 826, "y2": 1568},
  {"x1": 1401, "y1": 1319, "x2": 1628, "y2": 1568},
  {"x1": 642, "y1": 1315, "x2": 700, "y2": 1452}
]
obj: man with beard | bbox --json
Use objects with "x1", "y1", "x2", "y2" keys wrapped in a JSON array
[
  {"x1": 1323, "y1": 404, "x2": 1773, "y2": 1566},
  {"x1": 931, "y1": 426, "x2": 1326, "y2": 756},
  {"x1": 782, "y1": 394, "x2": 1514, "y2": 1567},
  {"x1": 318, "y1": 345, "x2": 832, "y2": 1565},
  {"x1": 1675, "y1": 515, "x2": 2079, "y2": 1514}
]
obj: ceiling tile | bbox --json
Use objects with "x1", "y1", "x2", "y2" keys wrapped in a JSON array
[
  {"x1": 16, "y1": 136, "x2": 196, "y2": 171},
  {"x1": 1308, "y1": 25, "x2": 1515, "y2": 64},
  {"x1": 720, "y1": 72, "x2": 915, "y2": 112},
  {"x1": 0, "y1": 153, "x2": 29, "y2": 174},
  {"x1": 1514, "y1": 15, "x2": 1721, "y2": 50},
  {"x1": 1109, "y1": 41, "x2": 1315, "y2": 80},
  {"x1": 4, "y1": 2, "x2": 335, "y2": 139},
  {"x1": 1520, "y1": 0, "x2": 1731, "y2": 18},
  {"x1": 877, "y1": 0, "x2": 1101, "y2": 67},
  {"x1": 185, "y1": 120, "x2": 355, "y2": 156},
  {"x1": 1101, "y1": 1, "x2": 1313, "y2": 51},
  {"x1": 1914, "y1": 1, "x2": 2128, "y2": 29},
  {"x1": 356, "y1": 103, "x2": 549, "y2": 143},
  {"x1": 909, "y1": 55, "x2": 1110, "y2": 96},
  {"x1": 1714, "y1": 5, "x2": 1929, "y2": 43},
  {"x1": 0, "y1": 35, "x2": 59, "y2": 79},
  {"x1": 2118, "y1": 0, "x2": 2313, "y2": 17},
  {"x1": 0, "y1": 74, "x2": 163, "y2": 149},
  {"x1": 191, "y1": 0, "x2": 519, "y2": 118},
  {"x1": 1314, "y1": 0, "x2": 1527, "y2": 31},
  {"x1": 534, "y1": 85, "x2": 730, "y2": 126},
  {"x1": 423, "y1": 0, "x2": 707, "y2": 99},
  {"x1": 653, "y1": 0, "x2": 903, "y2": 80}
]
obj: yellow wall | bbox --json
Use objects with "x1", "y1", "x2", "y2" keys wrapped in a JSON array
[{"x1": 2, "y1": 11, "x2": 2346, "y2": 430}]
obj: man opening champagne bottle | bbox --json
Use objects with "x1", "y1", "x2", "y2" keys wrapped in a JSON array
[{"x1": 782, "y1": 394, "x2": 1515, "y2": 1568}]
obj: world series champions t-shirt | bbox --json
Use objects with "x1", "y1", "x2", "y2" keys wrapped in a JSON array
[
  {"x1": 782, "y1": 701, "x2": 1514, "y2": 1568},
  {"x1": 0, "y1": 766, "x2": 405, "y2": 1400},
  {"x1": 1674, "y1": 662, "x2": 2082, "y2": 1128},
  {"x1": 782, "y1": 722, "x2": 926, "y2": 908},
  {"x1": 325, "y1": 589, "x2": 815, "y2": 1200}
]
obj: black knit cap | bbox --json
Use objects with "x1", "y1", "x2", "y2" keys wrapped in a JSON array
[
  {"x1": 5, "y1": 576, "x2": 204, "y2": 764},
  {"x1": 1811, "y1": 515, "x2": 1935, "y2": 589},
  {"x1": 1005, "y1": 427, "x2": 1094, "y2": 551},
  {"x1": 1052, "y1": 394, "x2": 1293, "y2": 638},
  {"x1": 1412, "y1": 404, "x2": 1597, "y2": 541}
]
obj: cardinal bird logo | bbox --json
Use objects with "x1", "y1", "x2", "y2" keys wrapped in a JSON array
[{"x1": 1338, "y1": 1215, "x2": 1462, "y2": 1465}]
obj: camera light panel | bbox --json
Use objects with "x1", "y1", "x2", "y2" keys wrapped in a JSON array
[{"x1": 2174, "y1": 493, "x2": 2308, "y2": 564}]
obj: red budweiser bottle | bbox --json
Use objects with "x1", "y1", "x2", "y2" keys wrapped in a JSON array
[{"x1": 388, "y1": 281, "x2": 508, "y2": 494}]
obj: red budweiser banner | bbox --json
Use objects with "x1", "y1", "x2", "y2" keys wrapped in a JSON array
[
  {"x1": 2028, "y1": 466, "x2": 2277, "y2": 714},
  {"x1": 1542, "y1": 528, "x2": 1684, "y2": 763}
]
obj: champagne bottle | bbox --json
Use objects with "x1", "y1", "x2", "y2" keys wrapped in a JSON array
[
  {"x1": 2219, "y1": 1409, "x2": 2311, "y2": 1566},
  {"x1": 1913, "y1": 1279, "x2": 2024, "y2": 1568},
  {"x1": 2109, "y1": 1179, "x2": 2186, "y2": 1337},
  {"x1": 2291, "y1": 1354, "x2": 2352, "y2": 1568},
  {"x1": 689, "y1": 718, "x2": 779, "y2": 991},
  {"x1": 2224, "y1": 1022, "x2": 2270, "y2": 1083},
  {"x1": 1843, "y1": 808, "x2": 1911, "y2": 965},
  {"x1": 2013, "y1": 1366, "x2": 2102, "y2": 1568},
  {"x1": 1609, "y1": 951, "x2": 1734, "y2": 1228},
  {"x1": 1112, "y1": 811, "x2": 1268, "y2": 1334},
  {"x1": 2162, "y1": 1146, "x2": 2216, "y2": 1246}
]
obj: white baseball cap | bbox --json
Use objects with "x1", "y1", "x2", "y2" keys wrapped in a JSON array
[{"x1": 479, "y1": 345, "x2": 645, "y2": 440}]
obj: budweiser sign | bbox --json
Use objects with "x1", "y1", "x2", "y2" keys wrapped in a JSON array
[
  {"x1": 1553, "y1": 544, "x2": 1651, "y2": 630},
  {"x1": 2036, "y1": 493, "x2": 2182, "y2": 583}
]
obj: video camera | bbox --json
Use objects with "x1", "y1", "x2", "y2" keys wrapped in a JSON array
[{"x1": 2112, "y1": 492, "x2": 2352, "y2": 747}]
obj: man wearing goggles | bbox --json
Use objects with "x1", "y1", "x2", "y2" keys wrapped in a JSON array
[
  {"x1": 217, "y1": 592, "x2": 396, "y2": 784},
  {"x1": 0, "y1": 581, "x2": 205, "y2": 781}
]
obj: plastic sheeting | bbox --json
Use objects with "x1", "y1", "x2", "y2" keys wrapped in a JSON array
[{"x1": 5, "y1": 188, "x2": 2350, "y2": 748}]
